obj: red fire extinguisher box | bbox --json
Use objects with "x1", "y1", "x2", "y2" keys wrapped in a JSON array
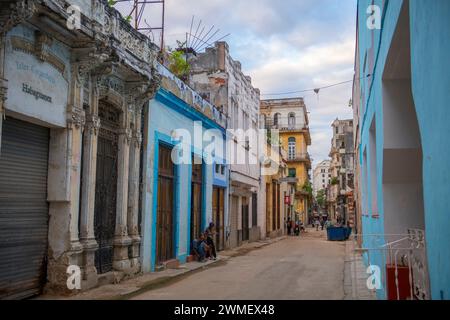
[{"x1": 386, "y1": 264, "x2": 412, "y2": 300}]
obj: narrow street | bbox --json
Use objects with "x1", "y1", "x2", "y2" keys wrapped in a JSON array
[{"x1": 131, "y1": 229, "x2": 346, "y2": 300}]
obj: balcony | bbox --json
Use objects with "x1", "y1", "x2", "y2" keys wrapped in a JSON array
[
  {"x1": 279, "y1": 125, "x2": 310, "y2": 133},
  {"x1": 280, "y1": 176, "x2": 299, "y2": 184},
  {"x1": 286, "y1": 152, "x2": 311, "y2": 163}
]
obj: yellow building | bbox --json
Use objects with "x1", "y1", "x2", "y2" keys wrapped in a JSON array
[
  {"x1": 261, "y1": 98, "x2": 312, "y2": 225},
  {"x1": 262, "y1": 141, "x2": 289, "y2": 238}
]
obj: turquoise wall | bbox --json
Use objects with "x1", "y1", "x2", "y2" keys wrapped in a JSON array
[
  {"x1": 357, "y1": 0, "x2": 450, "y2": 299},
  {"x1": 409, "y1": 0, "x2": 450, "y2": 300}
]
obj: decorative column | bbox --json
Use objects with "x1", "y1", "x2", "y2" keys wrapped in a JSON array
[
  {"x1": 77, "y1": 70, "x2": 101, "y2": 288},
  {"x1": 79, "y1": 110, "x2": 100, "y2": 287},
  {"x1": 113, "y1": 114, "x2": 133, "y2": 272},
  {"x1": 46, "y1": 59, "x2": 88, "y2": 294},
  {"x1": 67, "y1": 108, "x2": 85, "y2": 251},
  {"x1": 127, "y1": 106, "x2": 143, "y2": 271}
]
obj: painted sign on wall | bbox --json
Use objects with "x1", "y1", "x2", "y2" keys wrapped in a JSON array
[{"x1": 4, "y1": 24, "x2": 70, "y2": 127}]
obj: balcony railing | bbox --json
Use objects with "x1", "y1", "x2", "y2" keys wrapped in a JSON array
[
  {"x1": 286, "y1": 152, "x2": 311, "y2": 163},
  {"x1": 265, "y1": 123, "x2": 309, "y2": 132},
  {"x1": 280, "y1": 176, "x2": 299, "y2": 184},
  {"x1": 352, "y1": 230, "x2": 430, "y2": 300}
]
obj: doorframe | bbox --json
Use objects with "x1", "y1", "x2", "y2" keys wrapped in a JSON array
[
  {"x1": 212, "y1": 186, "x2": 226, "y2": 250},
  {"x1": 186, "y1": 147, "x2": 206, "y2": 259},
  {"x1": 151, "y1": 131, "x2": 180, "y2": 271}
]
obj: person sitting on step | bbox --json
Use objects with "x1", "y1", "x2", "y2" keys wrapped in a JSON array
[{"x1": 192, "y1": 233, "x2": 210, "y2": 263}]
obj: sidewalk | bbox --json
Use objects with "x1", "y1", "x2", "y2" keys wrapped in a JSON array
[
  {"x1": 343, "y1": 239, "x2": 377, "y2": 300},
  {"x1": 37, "y1": 236, "x2": 287, "y2": 300}
]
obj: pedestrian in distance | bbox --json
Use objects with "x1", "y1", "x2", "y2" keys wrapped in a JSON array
[{"x1": 287, "y1": 217, "x2": 292, "y2": 236}]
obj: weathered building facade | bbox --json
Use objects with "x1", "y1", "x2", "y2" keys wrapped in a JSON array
[
  {"x1": 0, "y1": 0, "x2": 161, "y2": 298},
  {"x1": 140, "y1": 64, "x2": 228, "y2": 272},
  {"x1": 260, "y1": 98, "x2": 312, "y2": 225},
  {"x1": 262, "y1": 140, "x2": 289, "y2": 238},
  {"x1": 188, "y1": 42, "x2": 265, "y2": 248}
]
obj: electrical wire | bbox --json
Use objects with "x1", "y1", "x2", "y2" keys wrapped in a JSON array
[{"x1": 260, "y1": 74, "x2": 371, "y2": 97}]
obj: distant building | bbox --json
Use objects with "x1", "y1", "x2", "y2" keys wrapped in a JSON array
[
  {"x1": 313, "y1": 160, "x2": 331, "y2": 196},
  {"x1": 327, "y1": 119, "x2": 354, "y2": 225},
  {"x1": 260, "y1": 98, "x2": 312, "y2": 225}
]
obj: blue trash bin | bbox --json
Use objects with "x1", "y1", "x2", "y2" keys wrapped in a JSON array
[
  {"x1": 327, "y1": 227, "x2": 347, "y2": 241},
  {"x1": 345, "y1": 227, "x2": 352, "y2": 240}
]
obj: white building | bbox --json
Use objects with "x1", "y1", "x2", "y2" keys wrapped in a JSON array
[
  {"x1": 313, "y1": 160, "x2": 331, "y2": 196},
  {"x1": 188, "y1": 42, "x2": 265, "y2": 247}
]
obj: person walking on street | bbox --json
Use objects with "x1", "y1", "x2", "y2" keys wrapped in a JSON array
[{"x1": 287, "y1": 217, "x2": 292, "y2": 236}]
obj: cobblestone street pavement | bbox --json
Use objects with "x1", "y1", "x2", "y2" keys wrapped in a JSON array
[{"x1": 131, "y1": 228, "x2": 346, "y2": 300}]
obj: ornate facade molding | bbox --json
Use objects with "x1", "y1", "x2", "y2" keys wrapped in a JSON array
[
  {"x1": 0, "y1": 78, "x2": 7, "y2": 116},
  {"x1": 0, "y1": 0, "x2": 40, "y2": 35},
  {"x1": 126, "y1": 68, "x2": 162, "y2": 110},
  {"x1": 10, "y1": 35, "x2": 66, "y2": 76}
]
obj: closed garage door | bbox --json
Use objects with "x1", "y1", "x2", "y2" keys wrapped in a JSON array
[{"x1": 0, "y1": 117, "x2": 50, "y2": 299}]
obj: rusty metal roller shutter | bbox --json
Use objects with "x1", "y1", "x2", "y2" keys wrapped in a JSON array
[{"x1": 0, "y1": 117, "x2": 50, "y2": 299}]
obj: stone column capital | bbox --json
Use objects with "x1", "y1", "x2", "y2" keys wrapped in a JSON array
[
  {"x1": 67, "y1": 105, "x2": 86, "y2": 130},
  {"x1": 0, "y1": 78, "x2": 7, "y2": 116},
  {"x1": 132, "y1": 131, "x2": 142, "y2": 149},
  {"x1": 85, "y1": 114, "x2": 101, "y2": 136},
  {"x1": 119, "y1": 128, "x2": 133, "y2": 145}
]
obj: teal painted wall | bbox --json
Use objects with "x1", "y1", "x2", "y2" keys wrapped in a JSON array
[
  {"x1": 357, "y1": 0, "x2": 450, "y2": 299},
  {"x1": 409, "y1": 0, "x2": 450, "y2": 300}
]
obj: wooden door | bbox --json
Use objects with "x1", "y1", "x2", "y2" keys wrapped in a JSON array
[
  {"x1": 242, "y1": 197, "x2": 249, "y2": 241},
  {"x1": 156, "y1": 145, "x2": 175, "y2": 265},
  {"x1": 266, "y1": 183, "x2": 271, "y2": 234},
  {"x1": 217, "y1": 188, "x2": 225, "y2": 250},
  {"x1": 190, "y1": 160, "x2": 203, "y2": 250},
  {"x1": 212, "y1": 187, "x2": 225, "y2": 251},
  {"x1": 276, "y1": 184, "x2": 281, "y2": 229},
  {"x1": 252, "y1": 193, "x2": 257, "y2": 227},
  {"x1": 272, "y1": 182, "x2": 277, "y2": 231}
]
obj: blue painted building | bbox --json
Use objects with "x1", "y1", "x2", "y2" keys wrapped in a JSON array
[
  {"x1": 140, "y1": 64, "x2": 228, "y2": 272},
  {"x1": 355, "y1": 0, "x2": 450, "y2": 299}
]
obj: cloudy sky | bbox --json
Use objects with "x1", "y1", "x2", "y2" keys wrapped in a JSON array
[{"x1": 118, "y1": 0, "x2": 357, "y2": 168}]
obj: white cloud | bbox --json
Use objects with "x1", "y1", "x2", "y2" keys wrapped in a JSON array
[{"x1": 124, "y1": 0, "x2": 358, "y2": 171}]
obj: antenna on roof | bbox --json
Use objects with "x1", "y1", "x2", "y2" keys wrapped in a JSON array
[
  {"x1": 184, "y1": 16, "x2": 230, "y2": 54},
  {"x1": 113, "y1": 0, "x2": 166, "y2": 50}
]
